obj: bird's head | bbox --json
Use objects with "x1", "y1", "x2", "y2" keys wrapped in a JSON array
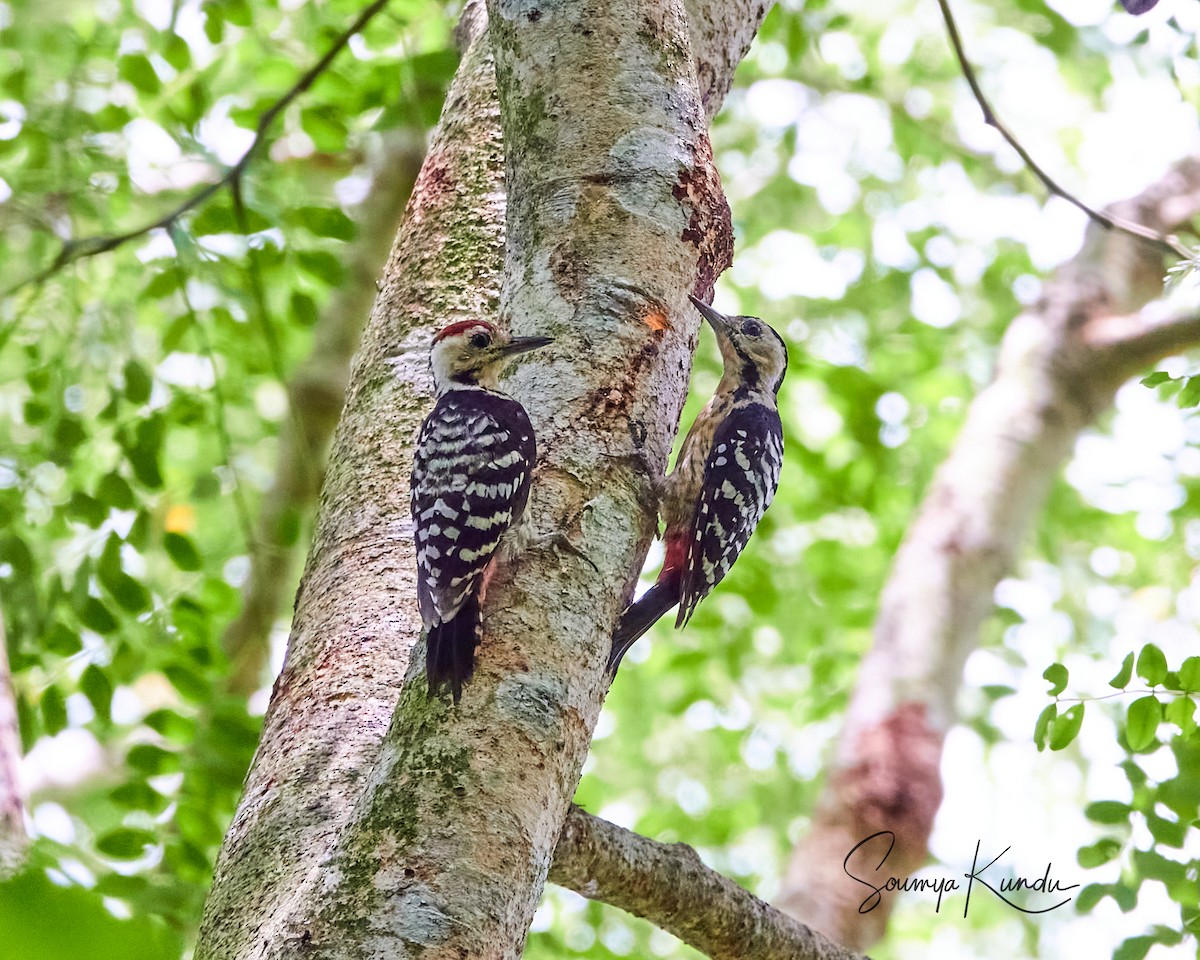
[
  {"x1": 687, "y1": 295, "x2": 788, "y2": 395},
  {"x1": 429, "y1": 320, "x2": 553, "y2": 393}
]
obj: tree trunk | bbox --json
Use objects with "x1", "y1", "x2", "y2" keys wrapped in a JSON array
[
  {"x1": 779, "y1": 156, "x2": 1200, "y2": 949},
  {"x1": 0, "y1": 610, "x2": 25, "y2": 878},
  {"x1": 195, "y1": 1, "x2": 769, "y2": 957}
]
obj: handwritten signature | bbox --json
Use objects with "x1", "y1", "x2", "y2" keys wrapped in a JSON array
[{"x1": 844, "y1": 831, "x2": 1080, "y2": 917}]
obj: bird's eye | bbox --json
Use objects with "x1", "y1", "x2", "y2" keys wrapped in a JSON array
[
  {"x1": 469, "y1": 332, "x2": 492, "y2": 349},
  {"x1": 741, "y1": 320, "x2": 763, "y2": 337}
]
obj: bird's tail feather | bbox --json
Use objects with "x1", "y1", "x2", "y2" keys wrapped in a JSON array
[
  {"x1": 608, "y1": 575, "x2": 680, "y2": 674},
  {"x1": 426, "y1": 593, "x2": 481, "y2": 703}
]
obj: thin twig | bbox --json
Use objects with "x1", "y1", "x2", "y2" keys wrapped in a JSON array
[
  {"x1": 230, "y1": 178, "x2": 287, "y2": 386},
  {"x1": 1055, "y1": 687, "x2": 1191, "y2": 703},
  {"x1": 2, "y1": 0, "x2": 394, "y2": 299},
  {"x1": 936, "y1": 0, "x2": 1191, "y2": 261},
  {"x1": 171, "y1": 241, "x2": 256, "y2": 556}
]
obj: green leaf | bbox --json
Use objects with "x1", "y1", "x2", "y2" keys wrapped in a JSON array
[
  {"x1": 1049, "y1": 703, "x2": 1084, "y2": 750},
  {"x1": 1178, "y1": 656, "x2": 1200, "y2": 692},
  {"x1": 297, "y1": 250, "x2": 344, "y2": 286},
  {"x1": 162, "y1": 34, "x2": 191, "y2": 71},
  {"x1": 300, "y1": 107, "x2": 346, "y2": 152},
  {"x1": 1077, "y1": 837, "x2": 1122, "y2": 868},
  {"x1": 1164, "y1": 695, "x2": 1195, "y2": 734},
  {"x1": 1075, "y1": 883, "x2": 1108, "y2": 912},
  {"x1": 96, "y1": 827, "x2": 158, "y2": 859},
  {"x1": 1140, "y1": 371, "x2": 1174, "y2": 387},
  {"x1": 289, "y1": 291, "x2": 318, "y2": 326},
  {"x1": 124, "y1": 417, "x2": 164, "y2": 489},
  {"x1": 80, "y1": 664, "x2": 113, "y2": 722},
  {"x1": 1136, "y1": 644, "x2": 1167, "y2": 686},
  {"x1": 123, "y1": 360, "x2": 152, "y2": 404},
  {"x1": 1111, "y1": 883, "x2": 1138, "y2": 912},
  {"x1": 1132, "y1": 848, "x2": 1186, "y2": 883},
  {"x1": 67, "y1": 492, "x2": 106, "y2": 528},
  {"x1": 1034, "y1": 703, "x2": 1057, "y2": 751},
  {"x1": 202, "y1": 1, "x2": 224, "y2": 42},
  {"x1": 110, "y1": 781, "x2": 168, "y2": 813},
  {"x1": 97, "y1": 535, "x2": 150, "y2": 612},
  {"x1": 1146, "y1": 811, "x2": 1187, "y2": 847},
  {"x1": 97, "y1": 473, "x2": 135, "y2": 510},
  {"x1": 42, "y1": 623, "x2": 82, "y2": 656},
  {"x1": 23, "y1": 399, "x2": 50, "y2": 425},
  {"x1": 290, "y1": 206, "x2": 356, "y2": 241},
  {"x1": 1126, "y1": 696, "x2": 1162, "y2": 751},
  {"x1": 1084, "y1": 800, "x2": 1131, "y2": 825},
  {"x1": 1113, "y1": 937, "x2": 1154, "y2": 960},
  {"x1": 118, "y1": 55, "x2": 160, "y2": 95},
  {"x1": 1043, "y1": 662, "x2": 1068, "y2": 696},
  {"x1": 79, "y1": 597, "x2": 118, "y2": 634},
  {"x1": 1110, "y1": 652, "x2": 1134, "y2": 688},
  {"x1": 141, "y1": 270, "x2": 181, "y2": 299},
  {"x1": 1178, "y1": 376, "x2": 1200, "y2": 408},
  {"x1": 164, "y1": 665, "x2": 208, "y2": 702},
  {"x1": 163, "y1": 532, "x2": 202, "y2": 571},
  {"x1": 143, "y1": 709, "x2": 194, "y2": 742},
  {"x1": 127, "y1": 744, "x2": 180, "y2": 775},
  {"x1": 41, "y1": 686, "x2": 67, "y2": 735},
  {"x1": 52, "y1": 417, "x2": 87, "y2": 462}
]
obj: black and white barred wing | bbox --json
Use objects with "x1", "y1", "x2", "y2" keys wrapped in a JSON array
[
  {"x1": 677, "y1": 402, "x2": 784, "y2": 627},
  {"x1": 411, "y1": 392, "x2": 536, "y2": 627}
]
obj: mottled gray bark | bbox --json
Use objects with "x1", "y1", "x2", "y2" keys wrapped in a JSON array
[
  {"x1": 223, "y1": 133, "x2": 425, "y2": 696},
  {"x1": 552, "y1": 806, "x2": 868, "y2": 960},
  {"x1": 194, "y1": 15, "x2": 506, "y2": 956},
  {"x1": 780, "y1": 158, "x2": 1200, "y2": 949},
  {"x1": 195, "y1": 1, "x2": 771, "y2": 958},
  {"x1": 0, "y1": 610, "x2": 25, "y2": 878}
]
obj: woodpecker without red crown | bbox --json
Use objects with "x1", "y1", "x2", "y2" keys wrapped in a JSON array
[
  {"x1": 411, "y1": 320, "x2": 552, "y2": 701},
  {"x1": 609, "y1": 295, "x2": 787, "y2": 671}
]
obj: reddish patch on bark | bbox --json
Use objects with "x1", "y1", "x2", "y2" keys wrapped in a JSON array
[
  {"x1": 837, "y1": 702, "x2": 944, "y2": 865},
  {"x1": 642, "y1": 309, "x2": 670, "y2": 332},
  {"x1": 412, "y1": 156, "x2": 453, "y2": 208},
  {"x1": 673, "y1": 134, "x2": 733, "y2": 302}
]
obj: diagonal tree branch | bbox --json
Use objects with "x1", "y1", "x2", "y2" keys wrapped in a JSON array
[
  {"x1": 936, "y1": 0, "x2": 1192, "y2": 261},
  {"x1": 551, "y1": 806, "x2": 868, "y2": 960},
  {"x1": 2, "y1": 0, "x2": 394, "y2": 299},
  {"x1": 779, "y1": 154, "x2": 1200, "y2": 949}
]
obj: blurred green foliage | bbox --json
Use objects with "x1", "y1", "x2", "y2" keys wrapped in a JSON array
[{"x1": 1, "y1": 0, "x2": 1198, "y2": 957}]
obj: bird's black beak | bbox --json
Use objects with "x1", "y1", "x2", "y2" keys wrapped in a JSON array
[
  {"x1": 687, "y1": 295, "x2": 732, "y2": 332},
  {"x1": 498, "y1": 335, "x2": 553, "y2": 358}
]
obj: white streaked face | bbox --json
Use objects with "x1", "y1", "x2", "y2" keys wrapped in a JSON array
[{"x1": 429, "y1": 322, "x2": 502, "y2": 390}]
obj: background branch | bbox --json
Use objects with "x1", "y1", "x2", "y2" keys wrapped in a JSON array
[
  {"x1": 551, "y1": 807, "x2": 868, "y2": 960},
  {"x1": 778, "y1": 153, "x2": 1200, "y2": 949},
  {"x1": 936, "y1": 0, "x2": 1192, "y2": 261}
]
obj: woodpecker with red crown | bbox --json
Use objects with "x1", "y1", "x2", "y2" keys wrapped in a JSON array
[
  {"x1": 609, "y1": 295, "x2": 788, "y2": 671},
  {"x1": 410, "y1": 320, "x2": 552, "y2": 701}
]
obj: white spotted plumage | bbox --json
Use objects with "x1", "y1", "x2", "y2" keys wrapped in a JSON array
[
  {"x1": 610, "y1": 297, "x2": 788, "y2": 671},
  {"x1": 410, "y1": 319, "x2": 550, "y2": 700}
]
